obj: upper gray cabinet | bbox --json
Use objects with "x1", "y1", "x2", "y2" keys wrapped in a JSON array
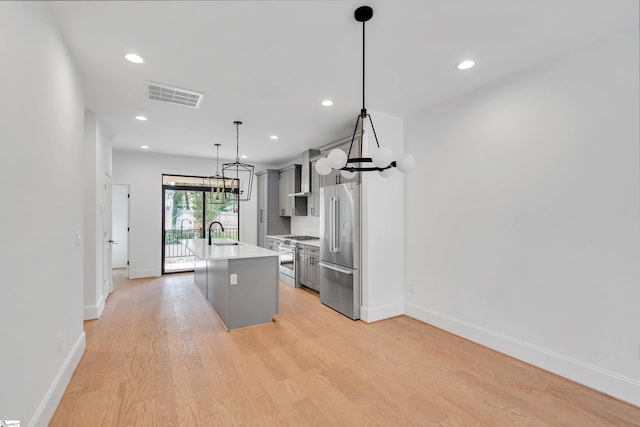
[
  {"x1": 279, "y1": 165, "x2": 307, "y2": 217},
  {"x1": 256, "y1": 170, "x2": 289, "y2": 247},
  {"x1": 309, "y1": 157, "x2": 322, "y2": 217},
  {"x1": 319, "y1": 135, "x2": 362, "y2": 188}
]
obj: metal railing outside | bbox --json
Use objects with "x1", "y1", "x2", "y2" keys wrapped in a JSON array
[{"x1": 164, "y1": 228, "x2": 239, "y2": 272}]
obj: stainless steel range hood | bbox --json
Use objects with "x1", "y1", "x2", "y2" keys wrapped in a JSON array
[{"x1": 289, "y1": 149, "x2": 321, "y2": 197}]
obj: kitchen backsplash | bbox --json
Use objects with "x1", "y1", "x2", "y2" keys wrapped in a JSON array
[{"x1": 291, "y1": 215, "x2": 320, "y2": 237}]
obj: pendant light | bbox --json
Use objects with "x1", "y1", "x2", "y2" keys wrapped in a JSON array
[
  {"x1": 207, "y1": 143, "x2": 226, "y2": 204},
  {"x1": 223, "y1": 121, "x2": 255, "y2": 201},
  {"x1": 315, "y1": 6, "x2": 414, "y2": 178}
]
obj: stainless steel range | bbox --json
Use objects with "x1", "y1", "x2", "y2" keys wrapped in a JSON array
[{"x1": 278, "y1": 235, "x2": 318, "y2": 287}]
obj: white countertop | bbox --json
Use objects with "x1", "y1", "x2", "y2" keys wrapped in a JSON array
[{"x1": 182, "y1": 239, "x2": 279, "y2": 260}]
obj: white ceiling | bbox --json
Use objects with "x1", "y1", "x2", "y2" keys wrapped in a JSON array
[{"x1": 49, "y1": 0, "x2": 638, "y2": 165}]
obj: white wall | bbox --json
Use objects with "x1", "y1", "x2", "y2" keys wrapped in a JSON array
[
  {"x1": 113, "y1": 150, "x2": 269, "y2": 278},
  {"x1": 360, "y1": 111, "x2": 406, "y2": 322},
  {"x1": 83, "y1": 110, "x2": 113, "y2": 319},
  {"x1": 404, "y1": 27, "x2": 640, "y2": 405},
  {"x1": 0, "y1": 2, "x2": 86, "y2": 425}
]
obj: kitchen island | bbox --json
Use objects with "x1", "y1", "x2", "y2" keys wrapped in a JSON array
[{"x1": 183, "y1": 238, "x2": 279, "y2": 331}]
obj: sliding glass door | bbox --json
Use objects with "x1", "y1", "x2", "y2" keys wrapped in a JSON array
[{"x1": 162, "y1": 175, "x2": 239, "y2": 274}]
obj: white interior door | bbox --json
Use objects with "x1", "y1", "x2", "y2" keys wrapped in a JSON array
[
  {"x1": 103, "y1": 174, "x2": 113, "y2": 294},
  {"x1": 112, "y1": 184, "x2": 129, "y2": 272}
]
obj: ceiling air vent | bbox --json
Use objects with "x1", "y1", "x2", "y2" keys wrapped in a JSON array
[{"x1": 145, "y1": 81, "x2": 204, "y2": 108}]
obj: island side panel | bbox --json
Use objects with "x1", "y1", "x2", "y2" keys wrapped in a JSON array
[
  {"x1": 194, "y1": 256, "x2": 207, "y2": 299},
  {"x1": 228, "y1": 256, "x2": 279, "y2": 330},
  {"x1": 207, "y1": 259, "x2": 230, "y2": 329}
]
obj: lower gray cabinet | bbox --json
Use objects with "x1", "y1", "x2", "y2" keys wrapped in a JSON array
[
  {"x1": 266, "y1": 237, "x2": 280, "y2": 252},
  {"x1": 297, "y1": 244, "x2": 319, "y2": 291},
  {"x1": 296, "y1": 246, "x2": 305, "y2": 286}
]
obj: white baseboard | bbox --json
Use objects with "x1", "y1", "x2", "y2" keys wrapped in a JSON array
[
  {"x1": 361, "y1": 303, "x2": 404, "y2": 323},
  {"x1": 29, "y1": 331, "x2": 86, "y2": 427},
  {"x1": 83, "y1": 293, "x2": 106, "y2": 320},
  {"x1": 405, "y1": 303, "x2": 640, "y2": 407}
]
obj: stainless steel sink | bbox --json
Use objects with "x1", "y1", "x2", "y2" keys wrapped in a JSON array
[{"x1": 212, "y1": 238, "x2": 239, "y2": 246}]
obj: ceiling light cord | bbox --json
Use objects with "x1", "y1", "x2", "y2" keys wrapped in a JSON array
[
  {"x1": 362, "y1": 19, "x2": 366, "y2": 117},
  {"x1": 215, "y1": 144, "x2": 221, "y2": 176},
  {"x1": 235, "y1": 122, "x2": 240, "y2": 163},
  {"x1": 360, "y1": 17, "x2": 381, "y2": 150}
]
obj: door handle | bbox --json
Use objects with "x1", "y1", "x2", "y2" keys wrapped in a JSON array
[
  {"x1": 108, "y1": 240, "x2": 118, "y2": 245},
  {"x1": 333, "y1": 197, "x2": 340, "y2": 252},
  {"x1": 329, "y1": 197, "x2": 335, "y2": 252},
  {"x1": 317, "y1": 262, "x2": 353, "y2": 275}
]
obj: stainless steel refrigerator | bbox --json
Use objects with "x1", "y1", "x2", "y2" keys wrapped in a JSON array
[{"x1": 319, "y1": 182, "x2": 361, "y2": 320}]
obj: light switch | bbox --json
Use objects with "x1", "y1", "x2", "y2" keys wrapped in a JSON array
[{"x1": 230, "y1": 274, "x2": 238, "y2": 285}]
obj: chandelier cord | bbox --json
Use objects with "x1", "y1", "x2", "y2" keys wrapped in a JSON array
[
  {"x1": 215, "y1": 144, "x2": 220, "y2": 176},
  {"x1": 235, "y1": 122, "x2": 240, "y2": 163},
  {"x1": 362, "y1": 19, "x2": 365, "y2": 114}
]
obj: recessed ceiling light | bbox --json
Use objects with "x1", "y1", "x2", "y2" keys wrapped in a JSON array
[
  {"x1": 140, "y1": 145, "x2": 149, "y2": 149},
  {"x1": 125, "y1": 53, "x2": 145, "y2": 64},
  {"x1": 321, "y1": 100, "x2": 333, "y2": 107},
  {"x1": 241, "y1": 155, "x2": 248, "y2": 159},
  {"x1": 457, "y1": 59, "x2": 476, "y2": 70},
  {"x1": 270, "y1": 135, "x2": 279, "y2": 140},
  {"x1": 135, "y1": 115, "x2": 148, "y2": 121}
]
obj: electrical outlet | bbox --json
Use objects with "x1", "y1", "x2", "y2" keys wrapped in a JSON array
[
  {"x1": 230, "y1": 274, "x2": 238, "y2": 285},
  {"x1": 57, "y1": 334, "x2": 62, "y2": 354}
]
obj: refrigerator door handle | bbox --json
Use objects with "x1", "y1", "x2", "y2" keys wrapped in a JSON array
[
  {"x1": 334, "y1": 198, "x2": 340, "y2": 252},
  {"x1": 329, "y1": 196, "x2": 336, "y2": 252},
  {"x1": 318, "y1": 262, "x2": 354, "y2": 275}
]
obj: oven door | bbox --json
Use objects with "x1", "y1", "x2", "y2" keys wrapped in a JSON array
[{"x1": 278, "y1": 243, "x2": 296, "y2": 277}]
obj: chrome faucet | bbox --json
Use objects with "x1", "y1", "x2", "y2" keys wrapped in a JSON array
[{"x1": 208, "y1": 221, "x2": 225, "y2": 245}]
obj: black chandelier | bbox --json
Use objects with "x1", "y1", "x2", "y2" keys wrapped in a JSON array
[
  {"x1": 206, "y1": 143, "x2": 227, "y2": 204},
  {"x1": 315, "y1": 5, "x2": 414, "y2": 178},
  {"x1": 222, "y1": 121, "x2": 255, "y2": 202}
]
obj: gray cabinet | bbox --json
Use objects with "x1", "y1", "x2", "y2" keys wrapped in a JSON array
[
  {"x1": 309, "y1": 158, "x2": 321, "y2": 217},
  {"x1": 206, "y1": 256, "x2": 279, "y2": 331},
  {"x1": 278, "y1": 170, "x2": 288, "y2": 216},
  {"x1": 296, "y1": 244, "x2": 319, "y2": 291},
  {"x1": 296, "y1": 245, "x2": 305, "y2": 285},
  {"x1": 279, "y1": 165, "x2": 307, "y2": 217},
  {"x1": 266, "y1": 237, "x2": 280, "y2": 252},
  {"x1": 318, "y1": 135, "x2": 362, "y2": 189},
  {"x1": 256, "y1": 170, "x2": 290, "y2": 248}
]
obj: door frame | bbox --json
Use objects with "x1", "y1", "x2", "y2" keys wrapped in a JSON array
[
  {"x1": 103, "y1": 173, "x2": 113, "y2": 295},
  {"x1": 112, "y1": 184, "x2": 130, "y2": 277},
  {"x1": 161, "y1": 185, "x2": 203, "y2": 275},
  {"x1": 161, "y1": 176, "x2": 241, "y2": 275}
]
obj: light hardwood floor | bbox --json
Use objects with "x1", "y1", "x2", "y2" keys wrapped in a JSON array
[{"x1": 50, "y1": 270, "x2": 640, "y2": 426}]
